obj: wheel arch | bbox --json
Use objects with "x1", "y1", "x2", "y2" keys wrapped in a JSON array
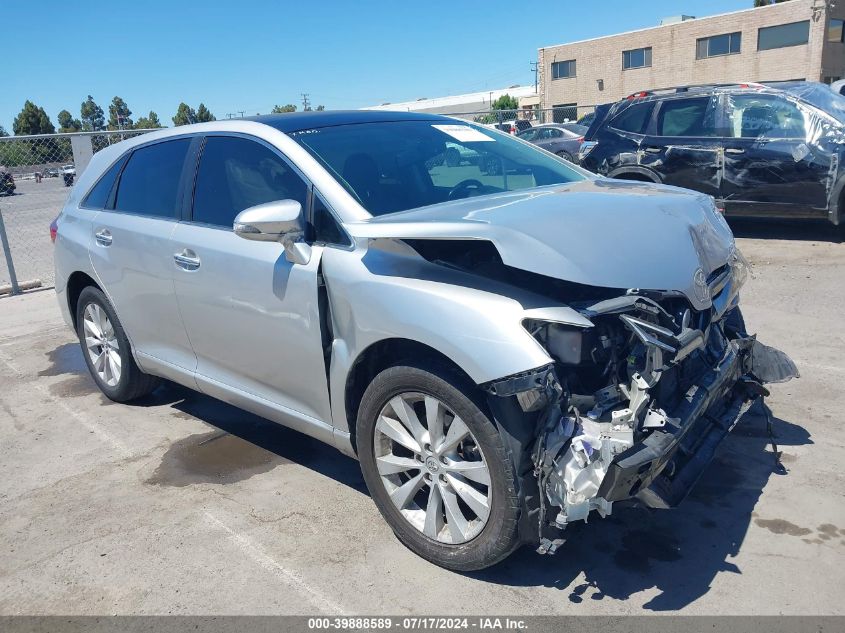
[
  {"x1": 343, "y1": 337, "x2": 478, "y2": 454},
  {"x1": 607, "y1": 166, "x2": 662, "y2": 183},
  {"x1": 66, "y1": 271, "x2": 102, "y2": 329}
]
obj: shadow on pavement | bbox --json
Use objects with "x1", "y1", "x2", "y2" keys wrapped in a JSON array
[
  {"x1": 728, "y1": 217, "x2": 845, "y2": 243},
  {"x1": 43, "y1": 341, "x2": 813, "y2": 610},
  {"x1": 469, "y1": 401, "x2": 812, "y2": 610}
]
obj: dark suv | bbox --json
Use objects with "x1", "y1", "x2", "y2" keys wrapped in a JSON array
[{"x1": 580, "y1": 82, "x2": 845, "y2": 224}]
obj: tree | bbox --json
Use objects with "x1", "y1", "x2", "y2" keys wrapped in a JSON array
[
  {"x1": 195, "y1": 103, "x2": 216, "y2": 122},
  {"x1": 315, "y1": 105, "x2": 325, "y2": 111},
  {"x1": 108, "y1": 96, "x2": 133, "y2": 130},
  {"x1": 491, "y1": 94, "x2": 519, "y2": 111},
  {"x1": 57, "y1": 110, "x2": 82, "y2": 133},
  {"x1": 0, "y1": 125, "x2": 8, "y2": 137},
  {"x1": 13, "y1": 101, "x2": 56, "y2": 135},
  {"x1": 271, "y1": 104, "x2": 297, "y2": 113},
  {"x1": 134, "y1": 111, "x2": 163, "y2": 129},
  {"x1": 80, "y1": 95, "x2": 105, "y2": 131},
  {"x1": 172, "y1": 102, "x2": 196, "y2": 126}
]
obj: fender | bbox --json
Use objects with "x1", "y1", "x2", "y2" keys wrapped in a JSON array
[
  {"x1": 829, "y1": 173, "x2": 845, "y2": 225},
  {"x1": 320, "y1": 240, "x2": 592, "y2": 437}
]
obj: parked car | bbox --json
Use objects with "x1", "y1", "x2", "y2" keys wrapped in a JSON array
[
  {"x1": 44, "y1": 167, "x2": 60, "y2": 178},
  {"x1": 576, "y1": 112, "x2": 595, "y2": 128},
  {"x1": 0, "y1": 166, "x2": 15, "y2": 195},
  {"x1": 831, "y1": 79, "x2": 845, "y2": 97},
  {"x1": 580, "y1": 82, "x2": 845, "y2": 224},
  {"x1": 53, "y1": 111, "x2": 795, "y2": 571},
  {"x1": 62, "y1": 164, "x2": 75, "y2": 187},
  {"x1": 517, "y1": 123, "x2": 587, "y2": 162},
  {"x1": 493, "y1": 119, "x2": 532, "y2": 135}
]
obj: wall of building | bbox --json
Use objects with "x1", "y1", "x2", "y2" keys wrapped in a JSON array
[{"x1": 539, "y1": 0, "x2": 843, "y2": 115}]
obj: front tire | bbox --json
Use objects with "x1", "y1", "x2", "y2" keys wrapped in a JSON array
[
  {"x1": 75, "y1": 286, "x2": 160, "y2": 402},
  {"x1": 357, "y1": 363, "x2": 521, "y2": 571}
]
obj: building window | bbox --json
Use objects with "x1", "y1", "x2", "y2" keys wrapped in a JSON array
[
  {"x1": 696, "y1": 32, "x2": 742, "y2": 59},
  {"x1": 623, "y1": 47, "x2": 652, "y2": 70},
  {"x1": 758, "y1": 21, "x2": 810, "y2": 51},
  {"x1": 830, "y1": 19, "x2": 844, "y2": 43},
  {"x1": 551, "y1": 60, "x2": 576, "y2": 79}
]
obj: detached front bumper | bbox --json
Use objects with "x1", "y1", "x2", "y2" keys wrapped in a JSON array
[
  {"x1": 535, "y1": 320, "x2": 798, "y2": 535},
  {"x1": 599, "y1": 337, "x2": 789, "y2": 509}
]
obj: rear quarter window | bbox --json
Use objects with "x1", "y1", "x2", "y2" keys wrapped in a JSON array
[
  {"x1": 609, "y1": 102, "x2": 653, "y2": 134},
  {"x1": 656, "y1": 97, "x2": 718, "y2": 137},
  {"x1": 81, "y1": 155, "x2": 127, "y2": 209},
  {"x1": 114, "y1": 139, "x2": 191, "y2": 218}
]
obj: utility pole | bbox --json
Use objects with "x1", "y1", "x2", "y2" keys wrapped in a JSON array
[
  {"x1": 530, "y1": 61, "x2": 539, "y2": 93},
  {"x1": 301, "y1": 93, "x2": 311, "y2": 111}
]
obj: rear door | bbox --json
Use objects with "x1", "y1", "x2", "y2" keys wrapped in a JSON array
[
  {"x1": 639, "y1": 96, "x2": 722, "y2": 196},
  {"x1": 89, "y1": 137, "x2": 198, "y2": 377},
  {"x1": 170, "y1": 134, "x2": 331, "y2": 423},
  {"x1": 720, "y1": 93, "x2": 831, "y2": 215}
]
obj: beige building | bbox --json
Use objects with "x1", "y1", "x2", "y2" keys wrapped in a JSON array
[{"x1": 538, "y1": 0, "x2": 845, "y2": 117}]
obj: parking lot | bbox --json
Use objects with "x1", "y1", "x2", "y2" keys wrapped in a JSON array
[
  {"x1": 0, "y1": 178, "x2": 70, "y2": 289},
  {"x1": 1, "y1": 222, "x2": 844, "y2": 615}
]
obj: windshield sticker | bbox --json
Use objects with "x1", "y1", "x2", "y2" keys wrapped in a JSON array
[{"x1": 432, "y1": 124, "x2": 495, "y2": 143}]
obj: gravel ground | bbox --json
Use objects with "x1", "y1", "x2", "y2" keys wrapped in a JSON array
[{"x1": 0, "y1": 220, "x2": 843, "y2": 615}]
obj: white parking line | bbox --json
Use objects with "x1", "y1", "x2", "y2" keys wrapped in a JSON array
[
  {"x1": 203, "y1": 510, "x2": 346, "y2": 615},
  {"x1": 0, "y1": 348, "x2": 132, "y2": 458}
]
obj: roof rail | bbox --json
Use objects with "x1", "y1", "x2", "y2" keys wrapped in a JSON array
[{"x1": 625, "y1": 82, "x2": 766, "y2": 99}]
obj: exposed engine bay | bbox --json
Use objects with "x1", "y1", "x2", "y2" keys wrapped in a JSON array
[{"x1": 403, "y1": 236, "x2": 799, "y2": 551}]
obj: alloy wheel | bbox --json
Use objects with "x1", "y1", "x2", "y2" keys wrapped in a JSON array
[
  {"x1": 373, "y1": 392, "x2": 491, "y2": 544},
  {"x1": 82, "y1": 303, "x2": 121, "y2": 387}
]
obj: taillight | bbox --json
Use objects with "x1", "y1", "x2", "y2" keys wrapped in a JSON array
[
  {"x1": 579, "y1": 140, "x2": 598, "y2": 161},
  {"x1": 49, "y1": 215, "x2": 58, "y2": 243},
  {"x1": 575, "y1": 136, "x2": 584, "y2": 143}
]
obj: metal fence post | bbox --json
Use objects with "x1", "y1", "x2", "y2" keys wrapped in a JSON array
[{"x1": 0, "y1": 207, "x2": 21, "y2": 296}]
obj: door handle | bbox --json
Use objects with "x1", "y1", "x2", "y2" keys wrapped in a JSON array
[
  {"x1": 724, "y1": 148, "x2": 746, "y2": 155},
  {"x1": 173, "y1": 249, "x2": 200, "y2": 271},
  {"x1": 94, "y1": 229, "x2": 112, "y2": 247}
]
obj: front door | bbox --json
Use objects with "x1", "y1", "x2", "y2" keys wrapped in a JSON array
[
  {"x1": 89, "y1": 137, "x2": 197, "y2": 376},
  {"x1": 720, "y1": 93, "x2": 832, "y2": 216},
  {"x1": 639, "y1": 96, "x2": 722, "y2": 197},
  {"x1": 170, "y1": 134, "x2": 331, "y2": 423}
]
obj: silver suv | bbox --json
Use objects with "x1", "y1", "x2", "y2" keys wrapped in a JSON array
[{"x1": 53, "y1": 111, "x2": 796, "y2": 570}]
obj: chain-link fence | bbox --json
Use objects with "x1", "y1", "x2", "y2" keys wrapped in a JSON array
[
  {"x1": 442, "y1": 106, "x2": 588, "y2": 126},
  {"x1": 0, "y1": 129, "x2": 157, "y2": 296}
]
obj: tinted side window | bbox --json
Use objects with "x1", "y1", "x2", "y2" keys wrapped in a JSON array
[
  {"x1": 114, "y1": 139, "x2": 190, "y2": 218},
  {"x1": 610, "y1": 102, "x2": 653, "y2": 134},
  {"x1": 656, "y1": 98, "x2": 717, "y2": 137},
  {"x1": 82, "y1": 155, "x2": 127, "y2": 209},
  {"x1": 193, "y1": 136, "x2": 308, "y2": 227},
  {"x1": 312, "y1": 192, "x2": 350, "y2": 247}
]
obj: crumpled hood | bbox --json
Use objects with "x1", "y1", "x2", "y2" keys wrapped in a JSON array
[{"x1": 345, "y1": 178, "x2": 736, "y2": 310}]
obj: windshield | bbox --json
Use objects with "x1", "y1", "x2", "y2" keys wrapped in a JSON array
[
  {"x1": 290, "y1": 120, "x2": 586, "y2": 216},
  {"x1": 779, "y1": 82, "x2": 845, "y2": 124}
]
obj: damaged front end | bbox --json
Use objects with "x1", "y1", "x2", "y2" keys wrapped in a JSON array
[{"x1": 494, "y1": 266, "x2": 798, "y2": 551}]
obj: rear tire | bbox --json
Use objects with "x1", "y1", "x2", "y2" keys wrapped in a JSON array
[
  {"x1": 357, "y1": 363, "x2": 521, "y2": 571},
  {"x1": 556, "y1": 151, "x2": 574, "y2": 163},
  {"x1": 75, "y1": 286, "x2": 160, "y2": 402}
]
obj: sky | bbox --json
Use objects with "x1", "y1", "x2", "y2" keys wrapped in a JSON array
[{"x1": 2, "y1": 0, "x2": 752, "y2": 132}]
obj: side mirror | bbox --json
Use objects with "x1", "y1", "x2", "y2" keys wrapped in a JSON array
[{"x1": 233, "y1": 199, "x2": 311, "y2": 265}]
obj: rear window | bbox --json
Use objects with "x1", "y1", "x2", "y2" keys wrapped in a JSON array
[
  {"x1": 609, "y1": 102, "x2": 653, "y2": 134},
  {"x1": 656, "y1": 97, "x2": 717, "y2": 137},
  {"x1": 114, "y1": 139, "x2": 191, "y2": 218},
  {"x1": 82, "y1": 155, "x2": 127, "y2": 209}
]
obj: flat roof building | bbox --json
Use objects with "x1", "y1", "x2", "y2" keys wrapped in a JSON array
[
  {"x1": 539, "y1": 0, "x2": 845, "y2": 116},
  {"x1": 364, "y1": 85, "x2": 536, "y2": 115}
]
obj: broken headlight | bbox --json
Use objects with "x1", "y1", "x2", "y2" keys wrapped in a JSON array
[{"x1": 523, "y1": 319, "x2": 587, "y2": 366}]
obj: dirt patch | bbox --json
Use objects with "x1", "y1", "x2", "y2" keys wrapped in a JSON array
[
  {"x1": 146, "y1": 431, "x2": 290, "y2": 487},
  {"x1": 754, "y1": 517, "x2": 812, "y2": 537},
  {"x1": 48, "y1": 374, "x2": 96, "y2": 397}
]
